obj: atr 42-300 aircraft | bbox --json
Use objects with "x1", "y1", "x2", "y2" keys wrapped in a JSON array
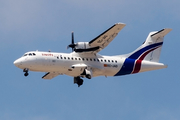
[{"x1": 14, "y1": 23, "x2": 172, "y2": 87}]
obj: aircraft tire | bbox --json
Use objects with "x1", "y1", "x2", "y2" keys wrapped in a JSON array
[
  {"x1": 86, "y1": 74, "x2": 91, "y2": 79},
  {"x1": 77, "y1": 79, "x2": 83, "y2": 87},
  {"x1": 24, "y1": 72, "x2": 29, "y2": 77}
]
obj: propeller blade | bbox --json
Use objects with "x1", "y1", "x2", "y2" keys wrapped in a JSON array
[
  {"x1": 72, "y1": 31, "x2": 74, "y2": 44},
  {"x1": 67, "y1": 31, "x2": 76, "y2": 52}
]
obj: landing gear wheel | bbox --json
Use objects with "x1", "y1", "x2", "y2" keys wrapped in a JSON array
[
  {"x1": 77, "y1": 79, "x2": 83, "y2": 87},
  {"x1": 24, "y1": 72, "x2": 29, "y2": 77},
  {"x1": 23, "y1": 68, "x2": 29, "y2": 77},
  {"x1": 86, "y1": 74, "x2": 91, "y2": 79},
  {"x1": 74, "y1": 77, "x2": 84, "y2": 87}
]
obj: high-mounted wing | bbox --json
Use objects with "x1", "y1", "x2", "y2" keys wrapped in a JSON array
[
  {"x1": 89, "y1": 23, "x2": 126, "y2": 53},
  {"x1": 42, "y1": 72, "x2": 61, "y2": 79}
]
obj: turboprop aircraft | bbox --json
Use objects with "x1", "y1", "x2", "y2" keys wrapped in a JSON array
[{"x1": 14, "y1": 23, "x2": 172, "y2": 87}]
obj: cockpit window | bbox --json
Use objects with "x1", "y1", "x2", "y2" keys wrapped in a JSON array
[{"x1": 23, "y1": 53, "x2": 36, "y2": 57}]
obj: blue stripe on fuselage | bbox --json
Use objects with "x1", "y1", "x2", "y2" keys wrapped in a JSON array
[
  {"x1": 115, "y1": 58, "x2": 135, "y2": 76},
  {"x1": 114, "y1": 42, "x2": 163, "y2": 76},
  {"x1": 128, "y1": 42, "x2": 163, "y2": 59}
]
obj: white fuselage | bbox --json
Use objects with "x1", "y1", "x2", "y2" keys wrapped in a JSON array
[
  {"x1": 14, "y1": 51, "x2": 123, "y2": 77},
  {"x1": 14, "y1": 51, "x2": 167, "y2": 78}
]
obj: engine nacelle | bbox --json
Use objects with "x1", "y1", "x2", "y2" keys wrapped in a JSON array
[
  {"x1": 74, "y1": 42, "x2": 99, "y2": 53},
  {"x1": 75, "y1": 42, "x2": 90, "y2": 49}
]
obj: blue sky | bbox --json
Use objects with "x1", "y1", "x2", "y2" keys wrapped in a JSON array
[{"x1": 0, "y1": 0, "x2": 180, "y2": 120}]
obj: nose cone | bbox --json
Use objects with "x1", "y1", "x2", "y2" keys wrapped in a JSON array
[{"x1": 13, "y1": 59, "x2": 21, "y2": 67}]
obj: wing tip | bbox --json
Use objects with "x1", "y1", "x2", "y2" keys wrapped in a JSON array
[{"x1": 116, "y1": 22, "x2": 126, "y2": 26}]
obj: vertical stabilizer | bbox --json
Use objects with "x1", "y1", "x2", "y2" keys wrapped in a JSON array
[
  {"x1": 128, "y1": 28, "x2": 172, "y2": 62},
  {"x1": 115, "y1": 28, "x2": 171, "y2": 76}
]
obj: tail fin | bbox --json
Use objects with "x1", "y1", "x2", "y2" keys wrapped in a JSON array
[
  {"x1": 114, "y1": 29, "x2": 172, "y2": 76},
  {"x1": 128, "y1": 28, "x2": 172, "y2": 62}
]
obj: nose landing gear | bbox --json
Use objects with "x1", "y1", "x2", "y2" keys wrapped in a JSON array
[
  {"x1": 24, "y1": 72, "x2": 29, "y2": 76},
  {"x1": 23, "y1": 68, "x2": 29, "y2": 77}
]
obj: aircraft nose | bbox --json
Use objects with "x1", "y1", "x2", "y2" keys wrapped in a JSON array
[{"x1": 13, "y1": 59, "x2": 21, "y2": 67}]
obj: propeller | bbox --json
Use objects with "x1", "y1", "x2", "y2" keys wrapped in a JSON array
[{"x1": 67, "y1": 32, "x2": 77, "y2": 51}]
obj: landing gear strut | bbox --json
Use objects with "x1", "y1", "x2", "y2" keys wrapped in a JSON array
[
  {"x1": 23, "y1": 68, "x2": 29, "y2": 77},
  {"x1": 74, "y1": 77, "x2": 84, "y2": 87},
  {"x1": 81, "y1": 69, "x2": 92, "y2": 79}
]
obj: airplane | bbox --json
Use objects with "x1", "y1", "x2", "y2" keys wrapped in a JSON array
[{"x1": 13, "y1": 23, "x2": 172, "y2": 87}]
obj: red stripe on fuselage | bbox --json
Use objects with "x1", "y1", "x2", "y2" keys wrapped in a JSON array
[{"x1": 132, "y1": 47, "x2": 158, "y2": 73}]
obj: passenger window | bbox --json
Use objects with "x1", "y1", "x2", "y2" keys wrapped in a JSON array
[
  {"x1": 104, "y1": 60, "x2": 106, "y2": 62},
  {"x1": 101, "y1": 59, "x2": 103, "y2": 62},
  {"x1": 108, "y1": 60, "x2": 110, "y2": 62},
  {"x1": 75, "y1": 58, "x2": 77, "y2": 60},
  {"x1": 94, "y1": 59, "x2": 96, "y2": 61},
  {"x1": 68, "y1": 57, "x2": 70, "y2": 60},
  {"x1": 64, "y1": 57, "x2": 66, "y2": 59},
  {"x1": 90, "y1": 58, "x2": 92, "y2": 61},
  {"x1": 82, "y1": 58, "x2": 84, "y2": 61},
  {"x1": 71, "y1": 57, "x2": 73, "y2": 60},
  {"x1": 97, "y1": 59, "x2": 99, "y2": 62},
  {"x1": 86, "y1": 58, "x2": 88, "y2": 61},
  {"x1": 61, "y1": 57, "x2": 63, "y2": 59},
  {"x1": 112, "y1": 60, "x2": 114, "y2": 62},
  {"x1": 115, "y1": 60, "x2": 117, "y2": 63},
  {"x1": 79, "y1": 58, "x2": 81, "y2": 60}
]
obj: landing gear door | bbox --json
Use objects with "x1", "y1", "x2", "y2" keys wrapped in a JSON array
[{"x1": 67, "y1": 64, "x2": 87, "y2": 76}]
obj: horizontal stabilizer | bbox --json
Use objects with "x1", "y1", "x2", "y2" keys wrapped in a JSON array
[{"x1": 151, "y1": 28, "x2": 172, "y2": 40}]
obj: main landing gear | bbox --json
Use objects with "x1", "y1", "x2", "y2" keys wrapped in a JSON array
[
  {"x1": 74, "y1": 75, "x2": 92, "y2": 87},
  {"x1": 74, "y1": 68, "x2": 92, "y2": 87},
  {"x1": 74, "y1": 77, "x2": 84, "y2": 87},
  {"x1": 23, "y1": 68, "x2": 29, "y2": 77}
]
